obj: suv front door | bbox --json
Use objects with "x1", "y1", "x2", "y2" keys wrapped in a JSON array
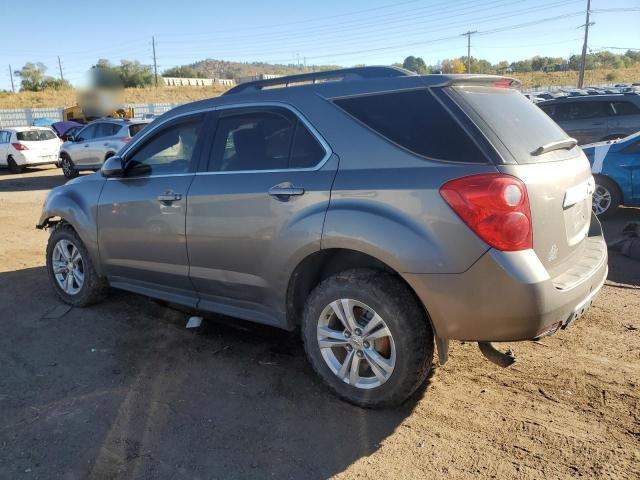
[
  {"x1": 97, "y1": 113, "x2": 207, "y2": 306},
  {"x1": 608, "y1": 100, "x2": 640, "y2": 139},
  {"x1": 186, "y1": 106, "x2": 337, "y2": 326},
  {"x1": 70, "y1": 124, "x2": 99, "y2": 167},
  {"x1": 85, "y1": 122, "x2": 120, "y2": 166}
]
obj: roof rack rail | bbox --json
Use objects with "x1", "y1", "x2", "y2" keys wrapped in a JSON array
[{"x1": 223, "y1": 66, "x2": 416, "y2": 96}]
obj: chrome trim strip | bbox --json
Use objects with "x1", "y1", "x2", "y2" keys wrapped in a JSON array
[{"x1": 106, "y1": 173, "x2": 194, "y2": 181}]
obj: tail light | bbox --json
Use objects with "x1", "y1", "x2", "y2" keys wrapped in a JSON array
[
  {"x1": 119, "y1": 137, "x2": 131, "y2": 143},
  {"x1": 440, "y1": 173, "x2": 532, "y2": 251},
  {"x1": 11, "y1": 143, "x2": 28, "y2": 151}
]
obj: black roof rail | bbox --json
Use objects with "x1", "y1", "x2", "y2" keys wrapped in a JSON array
[{"x1": 223, "y1": 66, "x2": 416, "y2": 96}]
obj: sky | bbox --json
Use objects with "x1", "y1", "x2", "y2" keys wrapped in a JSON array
[{"x1": 1, "y1": 0, "x2": 638, "y2": 90}]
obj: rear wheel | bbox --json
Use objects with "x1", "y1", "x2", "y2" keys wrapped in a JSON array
[
  {"x1": 7, "y1": 156, "x2": 24, "y2": 173},
  {"x1": 302, "y1": 269, "x2": 433, "y2": 408},
  {"x1": 60, "y1": 154, "x2": 79, "y2": 179},
  {"x1": 592, "y1": 176, "x2": 621, "y2": 219}
]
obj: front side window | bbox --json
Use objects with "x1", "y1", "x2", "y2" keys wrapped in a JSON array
[
  {"x1": 126, "y1": 117, "x2": 202, "y2": 176},
  {"x1": 77, "y1": 124, "x2": 98, "y2": 141},
  {"x1": 208, "y1": 107, "x2": 326, "y2": 172}
]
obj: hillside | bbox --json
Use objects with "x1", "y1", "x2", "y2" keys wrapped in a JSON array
[
  {"x1": 189, "y1": 59, "x2": 340, "y2": 79},
  {"x1": 1, "y1": 65, "x2": 639, "y2": 110}
]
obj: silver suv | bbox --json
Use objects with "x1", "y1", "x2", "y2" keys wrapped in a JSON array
[
  {"x1": 38, "y1": 68, "x2": 608, "y2": 408},
  {"x1": 59, "y1": 119, "x2": 150, "y2": 178}
]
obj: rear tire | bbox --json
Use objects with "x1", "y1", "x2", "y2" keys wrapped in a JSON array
[
  {"x1": 60, "y1": 154, "x2": 79, "y2": 179},
  {"x1": 46, "y1": 223, "x2": 108, "y2": 307},
  {"x1": 302, "y1": 269, "x2": 434, "y2": 408},
  {"x1": 593, "y1": 176, "x2": 621, "y2": 219},
  {"x1": 7, "y1": 156, "x2": 24, "y2": 173}
]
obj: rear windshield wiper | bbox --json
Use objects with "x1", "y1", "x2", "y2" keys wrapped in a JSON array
[{"x1": 531, "y1": 138, "x2": 578, "y2": 156}]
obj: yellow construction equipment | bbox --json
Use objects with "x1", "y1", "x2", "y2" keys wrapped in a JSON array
[{"x1": 63, "y1": 90, "x2": 135, "y2": 123}]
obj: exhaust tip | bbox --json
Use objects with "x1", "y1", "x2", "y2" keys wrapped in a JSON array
[{"x1": 478, "y1": 342, "x2": 516, "y2": 368}]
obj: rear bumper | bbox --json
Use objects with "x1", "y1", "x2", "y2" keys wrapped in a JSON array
[
  {"x1": 404, "y1": 218, "x2": 608, "y2": 342},
  {"x1": 13, "y1": 151, "x2": 59, "y2": 166}
]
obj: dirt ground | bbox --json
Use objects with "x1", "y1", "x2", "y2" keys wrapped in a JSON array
[{"x1": 0, "y1": 166, "x2": 638, "y2": 480}]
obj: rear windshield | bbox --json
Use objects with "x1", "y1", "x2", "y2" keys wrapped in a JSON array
[
  {"x1": 129, "y1": 123, "x2": 148, "y2": 137},
  {"x1": 333, "y1": 89, "x2": 486, "y2": 163},
  {"x1": 17, "y1": 129, "x2": 57, "y2": 141},
  {"x1": 450, "y1": 86, "x2": 571, "y2": 163}
]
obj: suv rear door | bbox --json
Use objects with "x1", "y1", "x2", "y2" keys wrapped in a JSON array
[
  {"x1": 542, "y1": 100, "x2": 611, "y2": 144},
  {"x1": 608, "y1": 100, "x2": 640, "y2": 138},
  {"x1": 186, "y1": 105, "x2": 336, "y2": 326}
]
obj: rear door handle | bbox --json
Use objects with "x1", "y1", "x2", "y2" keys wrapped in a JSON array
[
  {"x1": 268, "y1": 183, "x2": 305, "y2": 199},
  {"x1": 157, "y1": 193, "x2": 182, "y2": 202}
]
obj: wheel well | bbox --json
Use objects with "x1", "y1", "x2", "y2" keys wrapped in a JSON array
[
  {"x1": 286, "y1": 248, "x2": 424, "y2": 328},
  {"x1": 594, "y1": 173, "x2": 622, "y2": 194}
]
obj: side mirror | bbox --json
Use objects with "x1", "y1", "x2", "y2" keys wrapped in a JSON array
[{"x1": 101, "y1": 156, "x2": 125, "y2": 177}]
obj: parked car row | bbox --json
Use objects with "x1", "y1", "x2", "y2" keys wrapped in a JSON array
[
  {"x1": 526, "y1": 83, "x2": 640, "y2": 102},
  {"x1": 0, "y1": 118, "x2": 150, "y2": 176}
]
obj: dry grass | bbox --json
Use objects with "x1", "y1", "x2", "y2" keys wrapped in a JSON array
[
  {"x1": 1, "y1": 66, "x2": 639, "y2": 109},
  {"x1": 512, "y1": 65, "x2": 640, "y2": 89}
]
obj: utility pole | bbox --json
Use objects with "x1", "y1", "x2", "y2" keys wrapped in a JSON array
[
  {"x1": 461, "y1": 30, "x2": 477, "y2": 73},
  {"x1": 57, "y1": 56, "x2": 64, "y2": 81},
  {"x1": 577, "y1": 0, "x2": 593, "y2": 89},
  {"x1": 152, "y1": 36, "x2": 158, "y2": 87},
  {"x1": 9, "y1": 64, "x2": 15, "y2": 92}
]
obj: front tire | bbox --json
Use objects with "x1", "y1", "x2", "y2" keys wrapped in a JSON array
[
  {"x1": 46, "y1": 223, "x2": 108, "y2": 307},
  {"x1": 302, "y1": 269, "x2": 434, "y2": 408},
  {"x1": 60, "y1": 154, "x2": 79, "y2": 179},
  {"x1": 593, "y1": 176, "x2": 621, "y2": 219}
]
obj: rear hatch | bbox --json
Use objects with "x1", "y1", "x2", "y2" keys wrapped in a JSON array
[
  {"x1": 446, "y1": 84, "x2": 595, "y2": 279},
  {"x1": 16, "y1": 129, "x2": 60, "y2": 160}
]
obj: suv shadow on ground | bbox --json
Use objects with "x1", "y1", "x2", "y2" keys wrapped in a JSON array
[
  {"x1": 0, "y1": 266, "x2": 431, "y2": 479},
  {"x1": 0, "y1": 166, "x2": 71, "y2": 192}
]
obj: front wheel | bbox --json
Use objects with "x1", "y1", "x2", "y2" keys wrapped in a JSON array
[
  {"x1": 46, "y1": 224, "x2": 108, "y2": 306},
  {"x1": 592, "y1": 176, "x2": 621, "y2": 219},
  {"x1": 302, "y1": 269, "x2": 434, "y2": 408},
  {"x1": 60, "y1": 154, "x2": 79, "y2": 179}
]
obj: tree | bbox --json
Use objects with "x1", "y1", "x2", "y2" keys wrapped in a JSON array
[
  {"x1": 402, "y1": 56, "x2": 428, "y2": 74},
  {"x1": 14, "y1": 62, "x2": 70, "y2": 91},
  {"x1": 440, "y1": 58, "x2": 466, "y2": 74},
  {"x1": 91, "y1": 59, "x2": 154, "y2": 88},
  {"x1": 162, "y1": 65, "x2": 207, "y2": 78}
]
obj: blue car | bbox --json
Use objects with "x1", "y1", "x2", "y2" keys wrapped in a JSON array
[{"x1": 582, "y1": 132, "x2": 640, "y2": 218}]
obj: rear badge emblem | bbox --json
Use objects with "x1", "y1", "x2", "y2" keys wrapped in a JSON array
[{"x1": 548, "y1": 244, "x2": 558, "y2": 263}]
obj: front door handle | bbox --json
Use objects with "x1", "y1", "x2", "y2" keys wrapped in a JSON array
[
  {"x1": 83, "y1": 144, "x2": 89, "y2": 147},
  {"x1": 268, "y1": 183, "x2": 305, "y2": 200},
  {"x1": 157, "y1": 193, "x2": 182, "y2": 202}
]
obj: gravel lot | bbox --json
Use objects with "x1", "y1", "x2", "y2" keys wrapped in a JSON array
[{"x1": 0, "y1": 166, "x2": 638, "y2": 480}]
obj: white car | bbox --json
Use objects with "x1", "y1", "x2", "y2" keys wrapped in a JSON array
[{"x1": 0, "y1": 127, "x2": 61, "y2": 173}]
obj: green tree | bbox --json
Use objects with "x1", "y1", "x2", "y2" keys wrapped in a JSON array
[
  {"x1": 91, "y1": 59, "x2": 155, "y2": 88},
  {"x1": 402, "y1": 56, "x2": 428, "y2": 74},
  {"x1": 162, "y1": 65, "x2": 207, "y2": 78},
  {"x1": 14, "y1": 62, "x2": 70, "y2": 91}
]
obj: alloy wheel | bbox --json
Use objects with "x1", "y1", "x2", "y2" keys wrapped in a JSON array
[
  {"x1": 592, "y1": 185, "x2": 612, "y2": 215},
  {"x1": 51, "y1": 239, "x2": 84, "y2": 295},
  {"x1": 317, "y1": 299, "x2": 396, "y2": 389}
]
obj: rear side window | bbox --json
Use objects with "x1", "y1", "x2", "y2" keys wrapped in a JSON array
[
  {"x1": 558, "y1": 101, "x2": 610, "y2": 120},
  {"x1": 333, "y1": 89, "x2": 485, "y2": 162},
  {"x1": 451, "y1": 86, "x2": 571, "y2": 163},
  {"x1": 95, "y1": 123, "x2": 121, "y2": 138},
  {"x1": 16, "y1": 129, "x2": 57, "y2": 141},
  {"x1": 611, "y1": 101, "x2": 640, "y2": 116},
  {"x1": 209, "y1": 107, "x2": 326, "y2": 172},
  {"x1": 129, "y1": 123, "x2": 147, "y2": 137}
]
